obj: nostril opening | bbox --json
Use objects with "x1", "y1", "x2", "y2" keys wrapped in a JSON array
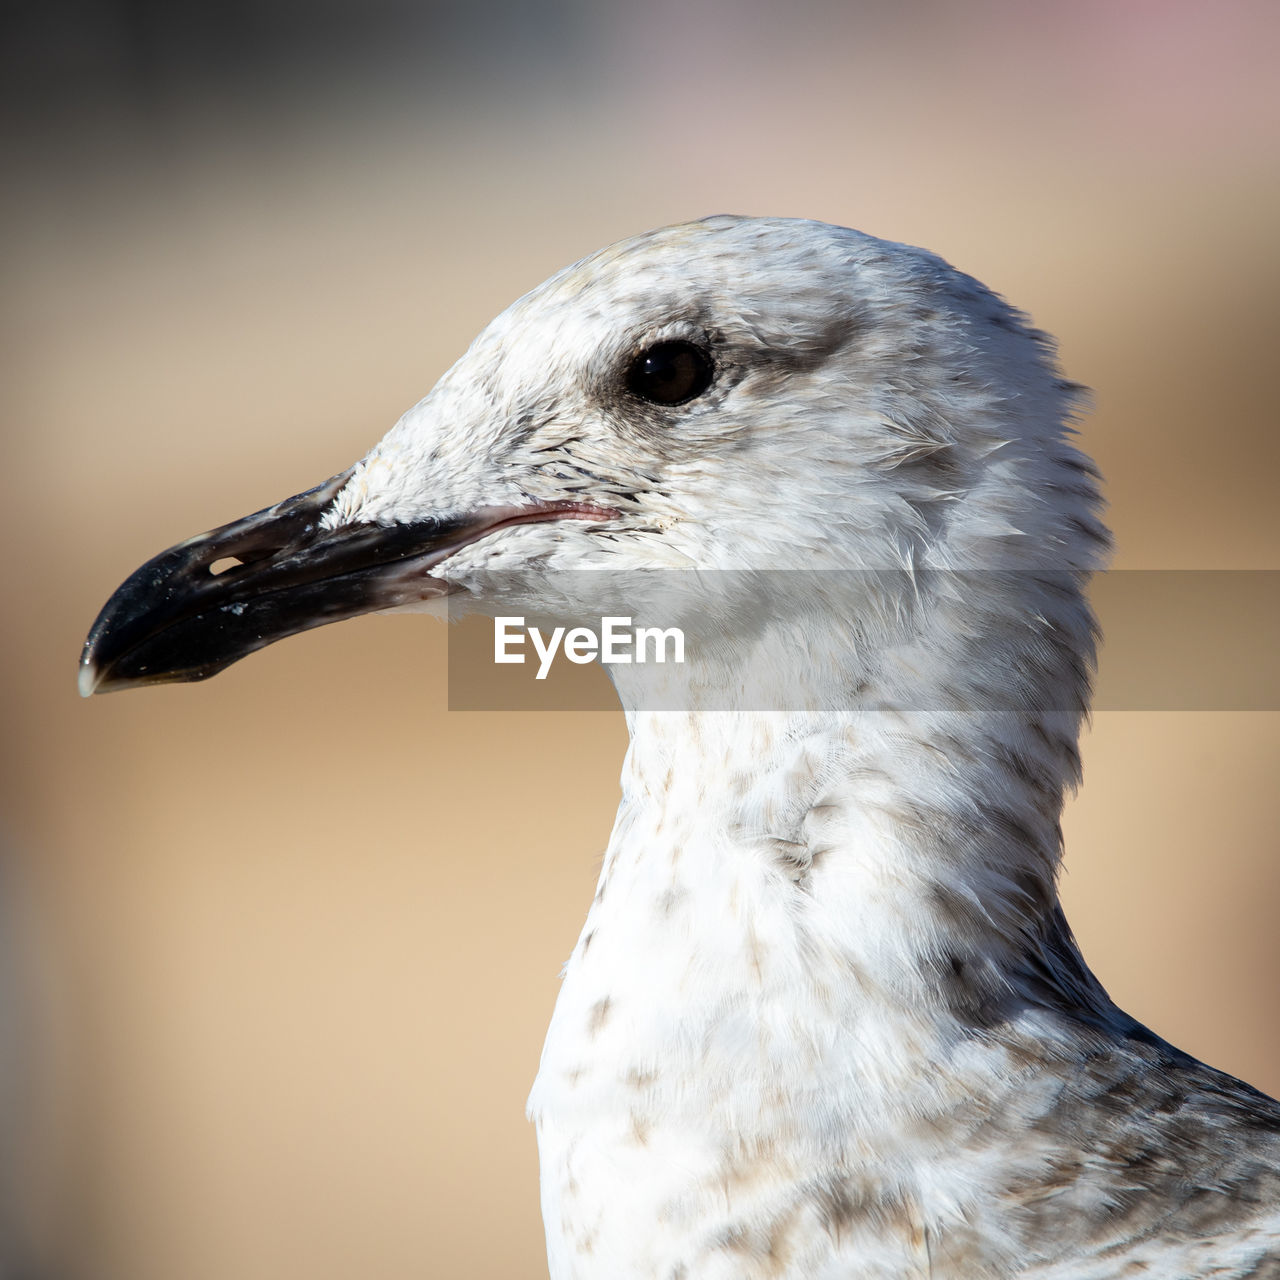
[{"x1": 209, "y1": 556, "x2": 244, "y2": 577}]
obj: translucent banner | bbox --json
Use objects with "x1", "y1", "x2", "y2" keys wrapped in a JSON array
[{"x1": 442, "y1": 570, "x2": 1280, "y2": 712}]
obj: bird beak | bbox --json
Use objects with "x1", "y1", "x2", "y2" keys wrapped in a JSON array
[{"x1": 79, "y1": 467, "x2": 617, "y2": 696}]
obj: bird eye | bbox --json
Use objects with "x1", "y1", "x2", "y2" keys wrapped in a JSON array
[{"x1": 624, "y1": 340, "x2": 715, "y2": 406}]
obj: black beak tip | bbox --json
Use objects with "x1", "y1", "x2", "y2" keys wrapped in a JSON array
[
  {"x1": 74, "y1": 467, "x2": 474, "y2": 699},
  {"x1": 77, "y1": 469, "x2": 363, "y2": 699},
  {"x1": 78, "y1": 617, "x2": 207, "y2": 697},
  {"x1": 78, "y1": 646, "x2": 205, "y2": 697}
]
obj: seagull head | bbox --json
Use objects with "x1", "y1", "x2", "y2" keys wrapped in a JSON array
[{"x1": 80, "y1": 216, "x2": 1106, "y2": 697}]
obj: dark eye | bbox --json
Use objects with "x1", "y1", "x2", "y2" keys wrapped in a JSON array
[{"x1": 624, "y1": 340, "x2": 715, "y2": 406}]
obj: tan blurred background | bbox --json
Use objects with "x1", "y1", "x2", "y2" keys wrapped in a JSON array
[{"x1": 2, "y1": 1, "x2": 1278, "y2": 1276}]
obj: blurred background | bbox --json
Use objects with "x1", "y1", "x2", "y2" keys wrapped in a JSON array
[{"x1": 2, "y1": 1, "x2": 1278, "y2": 1275}]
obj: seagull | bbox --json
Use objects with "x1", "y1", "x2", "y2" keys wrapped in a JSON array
[{"x1": 81, "y1": 216, "x2": 1280, "y2": 1278}]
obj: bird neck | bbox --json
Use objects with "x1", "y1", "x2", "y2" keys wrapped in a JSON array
[
  {"x1": 600, "y1": 564, "x2": 1100, "y2": 987},
  {"x1": 529, "y1": 609, "x2": 1113, "y2": 1226},
  {"x1": 532, "y1": 577, "x2": 1110, "y2": 1148},
  {"x1": 611, "y1": 701, "x2": 1081, "y2": 1008},
  {"x1": 529, "y1": 695, "x2": 1105, "y2": 1163}
]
